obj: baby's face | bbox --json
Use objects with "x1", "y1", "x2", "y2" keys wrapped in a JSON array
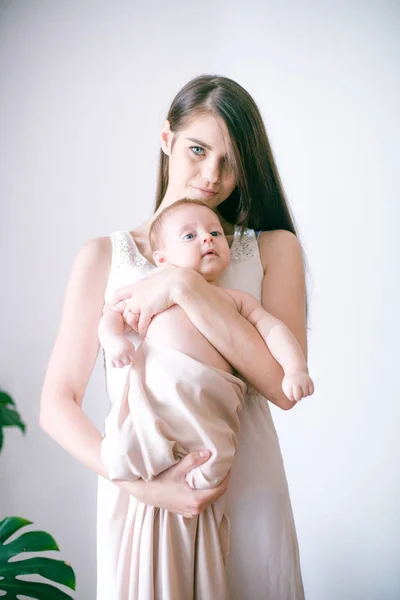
[{"x1": 155, "y1": 205, "x2": 231, "y2": 282}]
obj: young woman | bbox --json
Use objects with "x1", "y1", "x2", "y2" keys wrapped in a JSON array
[{"x1": 40, "y1": 75, "x2": 308, "y2": 599}]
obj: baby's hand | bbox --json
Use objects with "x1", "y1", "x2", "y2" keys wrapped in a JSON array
[
  {"x1": 282, "y1": 371, "x2": 314, "y2": 402},
  {"x1": 105, "y1": 336, "x2": 136, "y2": 368}
]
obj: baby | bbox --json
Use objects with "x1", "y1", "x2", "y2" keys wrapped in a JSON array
[
  {"x1": 99, "y1": 198, "x2": 313, "y2": 486},
  {"x1": 100, "y1": 198, "x2": 313, "y2": 397}
]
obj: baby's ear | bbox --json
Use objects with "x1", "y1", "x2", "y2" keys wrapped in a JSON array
[{"x1": 153, "y1": 250, "x2": 167, "y2": 266}]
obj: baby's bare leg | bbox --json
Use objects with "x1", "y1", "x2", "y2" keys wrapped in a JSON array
[{"x1": 146, "y1": 305, "x2": 233, "y2": 373}]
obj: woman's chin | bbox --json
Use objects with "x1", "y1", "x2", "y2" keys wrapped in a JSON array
[{"x1": 186, "y1": 188, "x2": 221, "y2": 207}]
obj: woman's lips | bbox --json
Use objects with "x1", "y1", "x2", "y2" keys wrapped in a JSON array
[{"x1": 193, "y1": 187, "x2": 217, "y2": 198}]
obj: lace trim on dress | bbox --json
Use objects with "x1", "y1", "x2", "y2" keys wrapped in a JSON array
[
  {"x1": 111, "y1": 228, "x2": 259, "y2": 267},
  {"x1": 230, "y1": 228, "x2": 259, "y2": 261},
  {"x1": 111, "y1": 231, "x2": 151, "y2": 269}
]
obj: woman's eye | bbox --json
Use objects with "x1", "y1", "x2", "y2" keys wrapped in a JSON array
[
  {"x1": 190, "y1": 146, "x2": 205, "y2": 156},
  {"x1": 183, "y1": 233, "x2": 195, "y2": 240}
]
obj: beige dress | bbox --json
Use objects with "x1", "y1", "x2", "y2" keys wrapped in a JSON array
[{"x1": 96, "y1": 228, "x2": 305, "y2": 600}]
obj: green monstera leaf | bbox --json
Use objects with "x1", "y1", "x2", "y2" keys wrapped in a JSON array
[
  {"x1": 0, "y1": 516, "x2": 76, "y2": 599},
  {"x1": 0, "y1": 391, "x2": 26, "y2": 452}
]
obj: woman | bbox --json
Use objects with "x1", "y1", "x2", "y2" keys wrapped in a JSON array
[{"x1": 40, "y1": 75, "x2": 308, "y2": 599}]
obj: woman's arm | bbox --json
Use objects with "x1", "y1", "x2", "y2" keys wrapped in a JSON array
[
  {"x1": 258, "y1": 230, "x2": 308, "y2": 360},
  {"x1": 178, "y1": 230, "x2": 307, "y2": 410},
  {"x1": 40, "y1": 238, "x2": 227, "y2": 516},
  {"x1": 40, "y1": 237, "x2": 112, "y2": 475},
  {"x1": 224, "y1": 288, "x2": 309, "y2": 377},
  {"x1": 174, "y1": 277, "x2": 297, "y2": 409}
]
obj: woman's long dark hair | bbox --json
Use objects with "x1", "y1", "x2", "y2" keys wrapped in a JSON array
[{"x1": 155, "y1": 75, "x2": 297, "y2": 235}]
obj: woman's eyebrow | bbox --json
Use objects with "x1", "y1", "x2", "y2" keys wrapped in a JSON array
[
  {"x1": 185, "y1": 137, "x2": 213, "y2": 151},
  {"x1": 185, "y1": 137, "x2": 231, "y2": 162}
]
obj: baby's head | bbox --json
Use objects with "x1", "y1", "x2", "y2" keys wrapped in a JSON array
[{"x1": 149, "y1": 199, "x2": 231, "y2": 283}]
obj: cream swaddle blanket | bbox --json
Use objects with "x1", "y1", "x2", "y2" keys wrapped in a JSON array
[{"x1": 101, "y1": 338, "x2": 247, "y2": 600}]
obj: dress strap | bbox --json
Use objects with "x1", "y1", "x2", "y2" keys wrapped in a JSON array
[
  {"x1": 110, "y1": 231, "x2": 149, "y2": 269},
  {"x1": 230, "y1": 228, "x2": 260, "y2": 261}
]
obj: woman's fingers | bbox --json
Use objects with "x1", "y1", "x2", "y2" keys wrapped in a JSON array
[
  {"x1": 144, "y1": 451, "x2": 230, "y2": 517},
  {"x1": 181, "y1": 451, "x2": 212, "y2": 477},
  {"x1": 155, "y1": 450, "x2": 211, "y2": 487},
  {"x1": 109, "y1": 286, "x2": 135, "y2": 304},
  {"x1": 191, "y1": 471, "x2": 231, "y2": 514},
  {"x1": 110, "y1": 267, "x2": 174, "y2": 306},
  {"x1": 124, "y1": 309, "x2": 140, "y2": 331},
  {"x1": 166, "y1": 450, "x2": 211, "y2": 481},
  {"x1": 138, "y1": 310, "x2": 154, "y2": 339},
  {"x1": 106, "y1": 299, "x2": 126, "y2": 312}
]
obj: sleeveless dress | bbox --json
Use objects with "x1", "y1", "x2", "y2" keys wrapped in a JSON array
[{"x1": 96, "y1": 227, "x2": 305, "y2": 600}]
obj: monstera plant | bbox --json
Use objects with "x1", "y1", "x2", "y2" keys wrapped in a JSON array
[{"x1": 0, "y1": 390, "x2": 76, "y2": 598}]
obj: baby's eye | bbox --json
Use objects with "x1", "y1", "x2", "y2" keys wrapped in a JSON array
[
  {"x1": 190, "y1": 146, "x2": 205, "y2": 156},
  {"x1": 183, "y1": 233, "x2": 195, "y2": 240},
  {"x1": 211, "y1": 231, "x2": 221, "y2": 237}
]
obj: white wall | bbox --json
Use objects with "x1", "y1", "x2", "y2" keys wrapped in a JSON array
[{"x1": 1, "y1": 1, "x2": 399, "y2": 598}]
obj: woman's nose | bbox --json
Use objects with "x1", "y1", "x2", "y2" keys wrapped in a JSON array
[{"x1": 202, "y1": 159, "x2": 221, "y2": 184}]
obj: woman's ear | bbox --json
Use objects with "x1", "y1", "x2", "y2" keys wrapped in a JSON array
[
  {"x1": 160, "y1": 120, "x2": 173, "y2": 156},
  {"x1": 153, "y1": 250, "x2": 168, "y2": 266}
]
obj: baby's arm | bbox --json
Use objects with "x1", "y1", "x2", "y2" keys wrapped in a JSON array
[
  {"x1": 224, "y1": 289, "x2": 314, "y2": 402},
  {"x1": 98, "y1": 306, "x2": 136, "y2": 368}
]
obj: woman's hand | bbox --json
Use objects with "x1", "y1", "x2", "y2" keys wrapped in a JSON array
[
  {"x1": 107, "y1": 265, "x2": 197, "y2": 338},
  {"x1": 118, "y1": 450, "x2": 230, "y2": 518}
]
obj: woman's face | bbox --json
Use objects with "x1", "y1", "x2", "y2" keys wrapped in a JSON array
[{"x1": 161, "y1": 112, "x2": 237, "y2": 209}]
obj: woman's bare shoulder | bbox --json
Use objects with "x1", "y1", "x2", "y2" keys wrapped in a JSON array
[
  {"x1": 67, "y1": 236, "x2": 113, "y2": 298},
  {"x1": 258, "y1": 229, "x2": 304, "y2": 273},
  {"x1": 74, "y1": 236, "x2": 112, "y2": 271}
]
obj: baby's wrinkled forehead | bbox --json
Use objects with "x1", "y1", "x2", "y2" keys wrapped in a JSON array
[
  {"x1": 162, "y1": 205, "x2": 222, "y2": 234},
  {"x1": 149, "y1": 199, "x2": 225, "y2": 252}
]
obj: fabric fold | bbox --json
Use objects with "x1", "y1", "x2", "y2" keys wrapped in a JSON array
[
  {"x1": 100, "y1": 339, "x2": 246, "y2": 599},
  {"x1": 102, "y1": 339, "x2": 247, "y2": 489}
]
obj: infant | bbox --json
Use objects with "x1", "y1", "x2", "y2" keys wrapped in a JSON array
[{"x1": 100, "y1": 199, "x2": 314, "y2": 407}]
